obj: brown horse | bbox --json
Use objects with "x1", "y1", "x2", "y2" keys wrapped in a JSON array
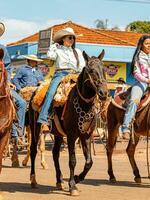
[
  {"x1": 29, "y1": 50, "x2": 108, "y2": 196},
  {"x1": 0, "y1": 49, "x2": 14, "y2": 174},
  {"x1": 106, "y1": 95, "x2": 150, "y2": 183}
]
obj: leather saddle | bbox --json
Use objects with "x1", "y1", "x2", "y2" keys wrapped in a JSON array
[{"x1": 112, "y1": 87, "x2": 150, "y2": 112}]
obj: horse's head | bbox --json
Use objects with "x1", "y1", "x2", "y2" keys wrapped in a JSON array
[{"x1": 82, "y1": 50, "x2": 108, "y2": 101}]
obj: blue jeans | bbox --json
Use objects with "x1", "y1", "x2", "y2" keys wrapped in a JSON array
[
  {"x1": 11, "y1": 90, "x2": 27, "y2": 137},
  {"x1": 120, "y1": 81, "x2": 148, "y2": 134},
  {"x1": 37, "y1": 70, "x2": 69, "y2": 124}
]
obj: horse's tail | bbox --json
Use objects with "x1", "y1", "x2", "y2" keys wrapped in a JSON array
[{"x1": 28, "y1": 97, "x2": 40, "y2": 145}]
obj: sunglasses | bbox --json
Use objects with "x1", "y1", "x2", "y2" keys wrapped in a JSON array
[{"x1": 68, "y1": 36, "x2": 75, "y2": 40}]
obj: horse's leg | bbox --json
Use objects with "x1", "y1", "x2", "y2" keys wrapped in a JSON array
[
  {"x1": 106, "y1": 125, "x2": 118, "y2": 182},
  {"x1": 52, "y1": 135, "x2": 64, "y2": 190},
  {"x1": 126, "y1": 134, "x2": 141, "y2": 183},
  {"x1": 11, "y1": 137, "x2": 20, "y2": 167},
  {"x1": 0, "y1": 132, "x2": 9, "y2": 174},
  {"x1": 68, "y1": 136, "x2": 79, "y2": 196},
  {"x1": 22, "y1": 125, "x2": 31, "y2": 167},
  {"x1": 74, "y1": 136, "x2": 93, "y2": 184},
  {"x1": 39, "y1": 133, "x2": 48, "y2": 169},
  {"x1": 3, "y1": 136, "x2": 10, "y2": 159},
  {"x1": 30, "y1": 122, "x2": 40, "y2": 188}
]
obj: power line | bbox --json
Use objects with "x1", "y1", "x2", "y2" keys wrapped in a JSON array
[{"x1": 105, "y1": 0, "x2": 150, "y2": 4}]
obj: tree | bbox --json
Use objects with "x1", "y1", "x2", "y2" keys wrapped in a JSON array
[
  {"x1": 126, "y1": 21, "x2": 150, "y2": 33},
  {"x1": 95, "y1": 19, "x2": 108, "y2": 29},
  {"x1": 111, "y1": 26, "x2": 121, "y2": 31}
]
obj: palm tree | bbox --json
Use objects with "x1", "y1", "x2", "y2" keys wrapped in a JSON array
[{"x1": 95, "y1": 19, "x2": 108, "y2": 29}]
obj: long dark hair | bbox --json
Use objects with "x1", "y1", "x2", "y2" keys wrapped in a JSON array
[
  {"x1": 131, "y1": 35, "x2": 150, "y2": 74},
  {"x1": 57, "y1": 36, "x2": 76, "y2": 49}
]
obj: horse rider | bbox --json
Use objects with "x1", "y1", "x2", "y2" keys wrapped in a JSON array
[
  {"x1": 0, "y1": 22, "x2": 27, "y2": 138},
  {"x1": 12, "y1": 55, "x2": 44, "y2": 92},
  {"x1": 37, "y1": 27, "x2": 86, "y2": 133},
  {"x1": 114, "y1": 77, "x2": 127, "y2": 98},
  {"x1": 120, "y1": 35, "x2": 150, "y2": 140}
]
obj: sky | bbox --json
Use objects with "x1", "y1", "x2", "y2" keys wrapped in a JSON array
[{"x1": 0, "y1": 0, "x2": 150, "y2": 44}]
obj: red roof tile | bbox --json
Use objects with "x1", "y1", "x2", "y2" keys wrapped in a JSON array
[{"x1": 7, "y1": 21, "x2": 149, "y2": 47}]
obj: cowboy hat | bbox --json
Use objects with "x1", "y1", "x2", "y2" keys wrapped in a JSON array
[
  {"x1": 23, "y1": 55, "x2": 43, "y2": 62},
  {"x1": 117, "y1": 77, "x2": 126, "y2": 84},
  {"x1": 0, "y1": 23, "x2": 5, "y2": 37},
  {"x1": 53, "y1": 27, "x2": 76, "y2": 43}
]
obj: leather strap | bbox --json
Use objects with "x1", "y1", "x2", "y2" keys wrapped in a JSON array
[{"x1": 73, "y1": 48, "x2": 79, "y2": 68}]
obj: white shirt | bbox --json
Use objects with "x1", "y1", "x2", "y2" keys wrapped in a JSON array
[{"x1": 47, "y1": 43, "x2": 85, "y2": 72}]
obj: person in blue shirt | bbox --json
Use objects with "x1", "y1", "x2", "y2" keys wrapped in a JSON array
[
  {"x1": 13, "y1": 55, "x2": 44, "y2": 92},
  {"x1": 0, "y1": 22, "x2": 27, "y2": 138}
]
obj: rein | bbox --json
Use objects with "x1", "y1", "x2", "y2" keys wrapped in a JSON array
[
  {"x1": 146, "y1": 103, "x2": 150, "y2": 178},
  {"x1": 76, "y1": 67, "x2": 99, "y2": 104},
  {"x1": 76, "y1": 83, "x2": 95, "y2": 103}
]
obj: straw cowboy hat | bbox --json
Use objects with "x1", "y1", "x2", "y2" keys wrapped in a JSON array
[
  {"x1": 53, "y1": 27, "x2": 76, "y2": 43},
  {"x1": 0, "y1": 22, "x2": 5, "y2": 37},
  {"x1": 23, "y1": 55, "x2": 43, "y2": 62}
]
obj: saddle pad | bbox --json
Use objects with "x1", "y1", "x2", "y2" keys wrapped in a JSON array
[
  {"x1": 32, "y1": 80, "x2": 51, "y2": 111},
  {"x1": 112, "y1": 92, "x2": 150, "y2": 112},
  {"x1": 20, "y1": 86, "x2": 37, "y2": 102},
  {"x1": 53, "y1": 73, "x2": 78, "y2": 107}
]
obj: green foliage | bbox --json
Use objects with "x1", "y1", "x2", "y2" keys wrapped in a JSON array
[
  {"x1": 95, "y1": 19, "x2": 108, "y2": 29},
  {"x1": 126, "y1": 21, "x2": 150, "y2": 33}
]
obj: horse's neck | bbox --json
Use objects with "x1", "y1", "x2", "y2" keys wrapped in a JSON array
[
  {"x1": 79, "y1": 83, "x2": 96, "y2": 100},
  {"x1": 76, "y1": 85, "x2": 95, "y2": 111}
]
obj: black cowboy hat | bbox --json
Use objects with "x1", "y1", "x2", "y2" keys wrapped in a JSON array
[{"x1": 117, "y1": 77, "x2": 126, "y2": 84}]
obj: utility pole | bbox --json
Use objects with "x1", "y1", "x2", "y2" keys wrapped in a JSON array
[{"x1": 105, "y1": 19, "x2": 109, "y2": 29}]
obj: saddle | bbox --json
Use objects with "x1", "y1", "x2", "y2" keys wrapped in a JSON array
[
  {"x1": 32, "y1": 80, "x2": 51, "y2": 111},
  {"x1": 112, "y1": 87, "x2": 150, "y2": 112},
  {"x1": 53, "y1": 73, "x2": 78, "y2": 107},
  {"x1": 32, "y1": 74, "x2": 79, "y2": 112},
  {"x1": 20, "y1": 86, "x2": 37, "y2": 102}
]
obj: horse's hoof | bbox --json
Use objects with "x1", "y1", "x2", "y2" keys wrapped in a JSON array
[
  {"x1": 41, "y1": 162, "x2": 48, "y2": 170},
  {"x1": 12, "y1": 161, "x2": 20, "y2": 167},
  {"x1": 30, "y1": 175, "x2": 38, "y2": 188},
  {"x1": 22, "y1": 160, "x2": 27, "y2": 167},
  {"x1": 56, "y1": 182, "x2": 64, "y2": 190},
  {"x1": 31, "y1": 182, "x2": 38, "y2": 188},
  {"x1": 134, "y1": 177, "x2": 141, "y2": 184},
  {"x1": 109, "y1": 178, "x2": 117, "y2": 183},
  {"x1": 74, "y1": 175, "x2": 80, "y2": 184},
  {"x1": 70, "y1": 189, "x2": 79, "y2": 196}
]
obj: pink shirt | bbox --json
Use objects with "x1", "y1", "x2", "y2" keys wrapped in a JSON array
[{"x1": 133, "y1": 51, "x2": 150, "y2": 83}]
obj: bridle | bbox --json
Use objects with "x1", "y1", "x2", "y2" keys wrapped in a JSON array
[{"x1": 76, "y1": 59, "x2": 105, "y2": 103}]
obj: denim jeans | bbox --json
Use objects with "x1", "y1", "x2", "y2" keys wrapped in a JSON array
[
  {"x1": 37, "y1": 70, "x2": 69, "y2": 124},
  {"x1": 120, "y1": 81, "x2": 148, "y2": 133},
  {"x1": 11, "y1": 90, "x2": 27, "y2": 137}
]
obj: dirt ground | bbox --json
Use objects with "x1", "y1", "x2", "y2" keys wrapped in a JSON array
[{"x1": 1, "y1": 136, "x2": 150, "y2": 200}]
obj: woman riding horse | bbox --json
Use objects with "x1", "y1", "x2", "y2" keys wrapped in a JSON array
[
  {"x1": 37, "y1": 27, "x2": 85, "y2": 133},
  {"x1": 107, "y1": 35, "x2": 150, "y2": 183}
]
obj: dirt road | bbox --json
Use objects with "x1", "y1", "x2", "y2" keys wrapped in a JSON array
[{"x1": 1, "y1": 138, "x2": 150, "y2": 200}]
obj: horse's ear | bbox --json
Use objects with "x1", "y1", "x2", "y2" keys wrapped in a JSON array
[
  {"x1": 98, "y1": 49, "x2": 105, "y2": 61},
  {"x1": 83, "y1": 51, "x2": 90, "y2": 62}
]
